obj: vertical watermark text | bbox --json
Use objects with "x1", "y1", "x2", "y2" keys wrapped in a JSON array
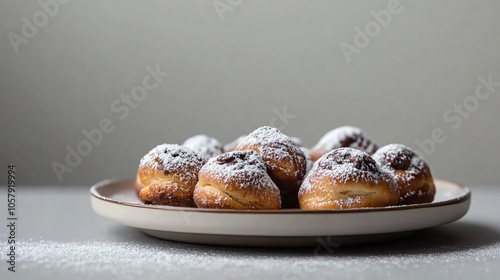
[{"x1": 6, "y1": 164, "x2": 17, "y2": 272}]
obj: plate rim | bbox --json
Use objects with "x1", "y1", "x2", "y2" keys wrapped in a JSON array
[{"x1": 89, "y1": 178, "x2": 471, "y2": 214}]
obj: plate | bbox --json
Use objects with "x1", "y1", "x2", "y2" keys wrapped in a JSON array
[{"x1": 90, "y1": 179, "x2": 470, "y2": 247}]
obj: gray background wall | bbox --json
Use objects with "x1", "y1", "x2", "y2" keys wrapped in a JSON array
[{"x1": 1, "y1": 0, "x2": 499, "y2": 186}]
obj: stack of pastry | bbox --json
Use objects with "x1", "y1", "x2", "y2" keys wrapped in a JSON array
[{"x1": 135, "y1": 126, "x2": 436, "y2": 210}]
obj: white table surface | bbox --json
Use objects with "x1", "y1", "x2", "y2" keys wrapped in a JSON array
[{"x1": 1, "y1": 185, "x2": 499, "y2": 280}]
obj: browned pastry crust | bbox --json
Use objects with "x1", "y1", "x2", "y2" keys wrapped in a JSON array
[
  {"x1": 134, "y1": 176, "x2": 145, "y2": 195},
  {"x1": 310, "y1": 126, "x2": 378, "y2": 162},
  {"x1": 193, "y1": 151, "x2": 281, "y2": 210},
  {"x1": 234, "y1": 126, "x2": 307, "y2": 208},
  {"x1": 373, "y1": 144, "x2": 436, "y2": 205},
  {"x1": 299, "y1": 148, "x2": 399, "y2": 210},
  {"x1": 136, "y1": 144, "x2": 206, "y2": 207}
]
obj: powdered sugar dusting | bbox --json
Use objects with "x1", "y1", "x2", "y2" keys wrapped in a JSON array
[
  {"x1": 183, "y1": 135, "x2": 223, "y2": 160},
  {"x1": 7, "y1": 239, "x2": 499, "y2": 279},
  {"x1": 373, "y1": 144, "x2": 429, "y2": 182},
  {"x1": 199, "y1": 150, "x2": 278, "y2": 191},
  {"x1": 235, "y1": 126, "x2": 306, "y2": 178},
  {"x1": 300, "y1": 148, "x2": 396, "y2": 195},
  {"x1": 139, "y1": 144, "x2": 206, "y2": 184},
  {"x1": 313, "y1": 126, "x2": 378, "y2": 154}
]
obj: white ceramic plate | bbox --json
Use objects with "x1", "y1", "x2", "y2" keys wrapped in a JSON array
[{"x1": 90, "y1": 179, "x2": 470, "y2": 246}]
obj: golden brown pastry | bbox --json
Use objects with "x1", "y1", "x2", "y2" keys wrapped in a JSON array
[
  {"x1": 193, "y1": 150, "x2": 281, "y2": 210},
  {"x1": 373, "y1": 144, "x2": 436, "y2": 205},
  {"x1": 182, "y1": 135, "x2": 223, "y2": 160},
  {"x1": 234, "y1": 126, "x2": 307, "y2": 208},
  {"x1": 310, "y1": 126, "x2": 378, "y2": 161},
  {"x1": 136, "y1": 144, "x2": 206, "y2": 207},
  {"x1": 299, "y1": 147, "x2": 399, "y2": 210}
]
